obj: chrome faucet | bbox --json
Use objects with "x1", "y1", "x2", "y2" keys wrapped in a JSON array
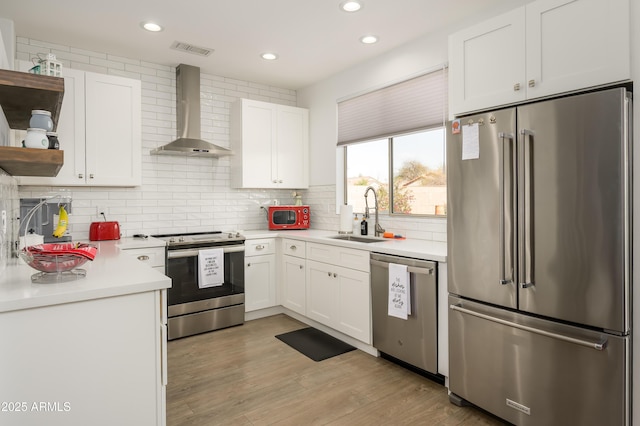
[{"x1": 364, "y1": 186, "x2": 385, "y2": 237}]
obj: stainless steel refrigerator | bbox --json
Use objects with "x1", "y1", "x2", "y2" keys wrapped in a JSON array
[{"x1": 446, "y1": 87, "x2": 631, "y2": 426}]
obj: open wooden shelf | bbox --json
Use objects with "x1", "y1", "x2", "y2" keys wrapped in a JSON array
[
  {"x1": 0, "y1": 69, "x2": 64, "y2": 130},
  {"x1": 0, "y1": 147, "x2": 63, "y2": 176}
]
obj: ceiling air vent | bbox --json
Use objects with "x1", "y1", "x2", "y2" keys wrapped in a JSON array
[{"x1": 170, "y1": 41, "x2": 213, "y2": 57}]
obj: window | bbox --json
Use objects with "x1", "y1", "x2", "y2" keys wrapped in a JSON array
[
  {"x1": 345, "y1": 139, "x2": 388, "y2": 214},
  {"x1": 338, "y1": 66, "x2": 448, "y2": 216},
  {"x1": 344, "y1": 127, "x2": 446, "y2": 216}
]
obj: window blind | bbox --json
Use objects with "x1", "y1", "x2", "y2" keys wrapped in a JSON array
[{"x1": 337, "y1": 66, "x2": 448, "y2": 145}]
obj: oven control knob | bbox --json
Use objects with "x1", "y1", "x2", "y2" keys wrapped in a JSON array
[
  {"x1": 169, "y1": 237, "x2": 175, "y2": 243},
  {"x1": 228, "y1": 233, "x2": 233, "y2": 238},
  {"x1": 235, "y1": 232, "x2": 241, "y2": 238},
  {"x1": 179, "y1": 236, "x2": 185, "y2": 242}
]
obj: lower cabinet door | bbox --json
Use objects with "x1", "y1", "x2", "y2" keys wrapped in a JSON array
[
  {"x1": 245, "y1": 254, "x2": 276, "y2": 312},
  {"x1": 282, "y1": 255, "x2": 306, "y2": 315},
  {"x1": 306, "y1": 260, "x2": 338, "y2": 327},
  {"x1": 336, "y1": 267, "x2": 370, "y2": 344}
]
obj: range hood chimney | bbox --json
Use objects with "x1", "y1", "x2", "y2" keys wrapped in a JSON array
[{"x1": 151, "y1": 64, "x2": 233, "y2": 157}]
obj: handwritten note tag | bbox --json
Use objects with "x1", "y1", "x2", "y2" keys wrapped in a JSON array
[
  {"x1": 388, "y1": 263, "x2": 410, "y2": 320},
  {"x1": 198, "y1": 248, "x2": 224, "y2": 288},
  {"x1": 462, "y1": 123, "x2": 480, "y2": 160}
]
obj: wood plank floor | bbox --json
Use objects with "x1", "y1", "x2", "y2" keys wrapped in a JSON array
[{"x1": 167, "y1": 314, "x2": 507, "y2": 426}]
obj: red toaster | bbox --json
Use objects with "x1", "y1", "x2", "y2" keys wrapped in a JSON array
[{"x1": 89, "y1": 221, "x2": 121, "y2": 241}]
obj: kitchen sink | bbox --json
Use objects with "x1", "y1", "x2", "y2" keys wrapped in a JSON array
[{"x1": 329, "y1": 235, "x2": 388, "y2": 243}]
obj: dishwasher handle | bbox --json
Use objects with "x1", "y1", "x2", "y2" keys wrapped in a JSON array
[{"x1": 370, "y1": 258, "x2": 434, "y2": 275}]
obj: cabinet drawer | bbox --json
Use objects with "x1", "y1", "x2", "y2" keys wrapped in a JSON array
[
  {"x1": 245, "y1": 238, "x2": 276, "y2": 256},
  {"x1": 283, "y1": 239, "x2": 306, "y2": 258},
  {"x1": 122, "y1": 247, "x2": 165, "y2": 268},
  {"x1": 307, "y1": 242, "x2": 369, "y2": 272}
]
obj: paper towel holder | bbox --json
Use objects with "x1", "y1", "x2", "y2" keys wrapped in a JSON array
[{"x1": 338, "y1": 204, "x2": 354, "y2": 234}]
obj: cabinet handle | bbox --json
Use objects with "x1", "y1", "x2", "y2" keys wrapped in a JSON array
[
  {"x1": 256, "y1": 245, "x2": 265, "y2": 250},
  {"x1": 78, "y1": 173, "x2": 83, "y2": 179},
  {"x1": 90, "y1": 174, "x2": 94, "y2": 179},
  {"x1": 528, "y1": 79, "x2": 536, "y2": 88},
  {"x1": 247, "y1": 263, "x2": 251, "y2": 267},
  {"x1": 290, "y1": 245, "x2": 297, "y2": 250},
  {"x1": 327, "y1": 272, "x2": 331, "y2": 277},
  {"x1": 513, "y1": 83, "x2": 521, "y2": 92},
  {"x1": 137, "y1": 255, "x2": 150, "y2": 261},
  {"x1": 299, "y1": 265, "x2": 303, "y2": 269},
  {"x1": 272, "y1": 180, "x2": 277, "y2": 183},
  {"x1": 279, "y1": 180, "x2": 283, "y2": 183},
  {"x1": 333, "y1": 273, "x2": 337, "y2": 278}
]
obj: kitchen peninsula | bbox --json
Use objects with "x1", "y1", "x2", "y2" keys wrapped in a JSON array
[{"x1": 0, "y1": 240, "x2": 170, "y2": 426}]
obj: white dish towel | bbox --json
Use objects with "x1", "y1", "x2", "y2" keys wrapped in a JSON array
[
  {"x1": 388, "y1": 263, "x2": 411, "y2": 320},
  {"x1": 198, "y1": 248, "x2": 224, "y2": 288}
]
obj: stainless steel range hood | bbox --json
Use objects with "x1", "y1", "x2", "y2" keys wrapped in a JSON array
[{"x1": 151, "y1": 64, "x2": 233, "y2": 157}]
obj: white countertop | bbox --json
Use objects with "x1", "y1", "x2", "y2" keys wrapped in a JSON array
[
  {"x1": 242, "y1": 229, "x2": 447, "y2": 262},
  {"x1": 0, "y1": 238, "x2": 170, "y2": 314}
]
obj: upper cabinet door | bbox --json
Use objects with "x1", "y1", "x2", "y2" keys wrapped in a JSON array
[
  {"x1": 449, "y1": 0, "x2": 631, "y2": 117},
  {"x1": 84, "y1": 72, "x2": 141, "y2": 186},
  {"x1": 525, "y1": 0, "x2": 630, "y2": 100},
  {"x1": 231, "y1": 98, "x2": 309, "y2": 189},
  {"x1": 240, "y1": 100, "x2": 278, "y2": 188},
  {"x1": 276, "y1": 105, "x2": 309, "y2": 189},
  {"x1": 448, "y1": 7, "x2": 526, "y2": 117}
]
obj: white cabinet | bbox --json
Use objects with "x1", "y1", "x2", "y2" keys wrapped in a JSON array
[
  {"x1": 305, "y1": 242, "x2": 371, "y2": 344},
  {"x1": 306, "y1": 259, "x2": 339, "y2": 324},
  {"x1": 16, "y1": 66, "x2": 142, "y2": 186},
  {"x1": 231, "y1": 99, "x2": 309, "y2": 189},
  {"x1": 281, "y1": 239, "x2": 306, "y2": 315},
  {"x1": 0, "y1": 290, "x2": 167, "y2": 426},
  {"x1": 83, "y1": 72, "x2": 141, "y2": 186},
  {"x1": 449, "y1": 0, "x2": 630, "y2": 116},
  {"x1": 448, "y1": 7, "x2": 525, "y2": 114},
  {"x1": 245, "y1": 238, "x2": 277, "y2": 312}
]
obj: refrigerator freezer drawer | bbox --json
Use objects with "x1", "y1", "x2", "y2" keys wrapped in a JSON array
[{"x1": 448, "y1": 295, "x2": 629, "y2": 426}]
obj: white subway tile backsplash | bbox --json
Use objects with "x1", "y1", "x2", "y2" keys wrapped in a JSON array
[
  {"x1": 89, "y1": 56, "x2": 125, "y2": 70},
  {"x1": 71, "y1": 47, "x2": 107, "y2": 59},
  {"x1": 70, "y1": 62, "x2": 108, "y2": 74},
  {"x1": 30, "y1": 39, "x2": 70, "y2": 52}
]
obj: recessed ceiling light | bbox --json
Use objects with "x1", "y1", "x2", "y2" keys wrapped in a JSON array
[
  {"x1": 261, "y1": 52, "x2": 278, "y2": 60},
  {"x1": 141, "y1": 21, "x2": 163, "y2": 32},
  {"x1": 340, "y1": 1, "x2": 363, "y2": 12},
  {"x1": 360, "y1": 35, "x2": 378, "y2": 44}
]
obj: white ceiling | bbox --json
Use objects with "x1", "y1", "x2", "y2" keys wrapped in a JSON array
[{"x1": 3, "y1": 0, "x2": 516, "y2": 90}]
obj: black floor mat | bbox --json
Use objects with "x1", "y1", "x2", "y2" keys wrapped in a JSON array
[{"x1": 275, "y1": 327, "x2": 356, "y2": 361}]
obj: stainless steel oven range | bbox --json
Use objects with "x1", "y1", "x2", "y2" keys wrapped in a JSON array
[{"x1": 153, "y1": 231, "x2": 245, "y2": 340}]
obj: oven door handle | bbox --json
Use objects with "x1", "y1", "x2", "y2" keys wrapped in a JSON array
[{"x1": 167, "y1": 245, "x2": 245, "y2": 259}]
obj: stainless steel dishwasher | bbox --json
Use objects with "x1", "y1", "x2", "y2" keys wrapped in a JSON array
[{"x1": 370, "y1": 252, "x2": 438, "y2": 375}]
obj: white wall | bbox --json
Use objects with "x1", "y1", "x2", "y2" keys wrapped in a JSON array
[
  {"x1": 296, "y1": 1, "x2": 531, "y2": 241},
  {"x1": 297, "y1": 33, "x2": 448, "y2": 186},
  {"x1": 298, "y1": 0, "x2": 532, "y2": 187},
  {"x1": 297, "y1": 34, "x2": 449, "y2": 240}
]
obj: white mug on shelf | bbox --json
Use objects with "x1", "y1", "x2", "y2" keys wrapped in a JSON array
[{"x1": 24, "y1": 128, "x2": 49, "y2": 149}]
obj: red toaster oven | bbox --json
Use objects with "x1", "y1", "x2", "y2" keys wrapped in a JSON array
[{"x1": 268, "y1": 205, "x2": 310, "y2": 230}]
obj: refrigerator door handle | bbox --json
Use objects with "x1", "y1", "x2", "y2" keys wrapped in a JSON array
[
  {"x1": 498, "y1": 132, "x2": 515, "y2": 285},
  {"x1": 450, "y1": 304, "x2": 608, "y2": 351},
  {"x1": 519, "y1": 129, "x2": 535, "y2": 289}
]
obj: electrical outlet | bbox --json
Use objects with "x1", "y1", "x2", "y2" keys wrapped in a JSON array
[{"x1": 95, "y1": 205, "x2": 106, "y2": 219}]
